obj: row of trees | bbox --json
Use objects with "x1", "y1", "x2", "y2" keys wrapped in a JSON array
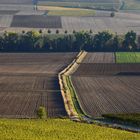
[{"x1": 0, "y1": 30, "x2": 139, "y2": 52}]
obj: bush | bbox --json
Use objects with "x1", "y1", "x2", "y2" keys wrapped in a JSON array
[
  {"x1": 37, "y1": 106, "x2": 47, "y2": 119},
  {"x1": 110, "y1": 12, "x2": 115, "y2": 17},
  {"x1": 48, "y1": 29, "x2": 51, "y2": 34}
]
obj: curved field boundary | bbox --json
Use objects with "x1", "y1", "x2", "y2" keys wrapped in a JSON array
[{"x1": 58, "y1": 51, "x2": 87, "y2": 120}]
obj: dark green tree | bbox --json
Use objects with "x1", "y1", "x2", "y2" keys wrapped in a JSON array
[
  {"x1": 124, "y1": 30, "x2": 137, "y2": 51},
  {"x1": 93, "y1": 31, "x2": 113, "y2": 51}
]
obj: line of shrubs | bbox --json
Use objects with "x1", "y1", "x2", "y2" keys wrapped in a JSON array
[{"x1": 0, "y1": 30, "x2": 140, "y2": 52}]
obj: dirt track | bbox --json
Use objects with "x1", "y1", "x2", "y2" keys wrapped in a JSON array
[{"x1": 0, "y1": 53, "x2": 77, "y2": 118}]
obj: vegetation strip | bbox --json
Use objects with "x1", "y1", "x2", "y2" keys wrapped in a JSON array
[
  {"x1": 58, "y1": 51, "x2": 87, "y2": 120},
  {"x1": 0, "y1": 119, "x2": 139, "y2": 140}
]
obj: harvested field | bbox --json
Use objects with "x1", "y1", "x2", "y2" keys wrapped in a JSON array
[
  {"x1": 82, "y1": 52, "x2": 115, "y2": 63},
  {"x1": 73, "y1": 63, "x2": 140, "y2": 76},
  {"x1": 11, "y1": 15, "x2": 62, "y2": 28},
  {"x1": 0, "y1": 53, "x2": 77, "y2": 118},
  {"x1": 71, "y1": 76, "x2": 140, "y2": 117}
]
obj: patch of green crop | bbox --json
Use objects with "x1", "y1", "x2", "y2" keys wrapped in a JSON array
[
  {"x1": 116, "y1": 52, "x2": 140, "y2": 63},
  {"x1": 47, "y1": 9, "x2": 95, "y2": 16},
  {"x1": 0, "y1": 119, "x2": 139, "y2": 140}
]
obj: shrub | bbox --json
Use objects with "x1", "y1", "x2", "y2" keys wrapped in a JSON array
[
  {"x1": 56, "y1": 29, "x2": 59, "y2": 34},
  {"x1": 110, "y1": 12, "x2": 115, "y2": 17},
  {"x1": 37, "y1": 106, "x2": 47, "y2": 119},
  {"x1": 48, "y1": 29, "x2": 51, "y2": 34},
  {"x1": 64, "y1": 30, "x2": 68, "y2": 34}
]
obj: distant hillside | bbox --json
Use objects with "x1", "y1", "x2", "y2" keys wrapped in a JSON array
[{"x1": 39, "y1": 0, "x2": 120, "y2": 3}]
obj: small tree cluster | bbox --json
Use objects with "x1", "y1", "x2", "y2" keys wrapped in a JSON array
[{"x1": 37, "y1": 106, "x2": 47, "y2": 119}]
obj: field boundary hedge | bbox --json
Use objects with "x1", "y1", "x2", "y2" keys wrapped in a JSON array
[{"x1": 58, "y1": 51, "x2": 87, "y2": 121}]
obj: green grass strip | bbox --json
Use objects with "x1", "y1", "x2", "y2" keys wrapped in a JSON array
[
  {"x1": 116, "y1": 52, "x2": 140, "y2": 63},
  {"x1": 66, "y1": 76, "x2": 92, "y2": 119}
]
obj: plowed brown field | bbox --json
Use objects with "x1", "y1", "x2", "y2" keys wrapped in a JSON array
[
  {"x1": 0, "y1": 53, "x2": 77, "y2": 118},
  {"x1": 73, "y1": 63, "x2": 140, "y2": 76},
  {"x1": 72, "y1": 76, "x2": 140, "y2": 117},
  {"x1": 82, "y1": 53, "x2": 115, "y2": 63},
  {"x1": 71, "y1": 53, "x2": 140, "y2": 118}
]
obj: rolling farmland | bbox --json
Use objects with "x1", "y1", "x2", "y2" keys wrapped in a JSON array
[
  {"x1": 0, "y1": 53, "x2": 77, "y2": 118},
  {"x1": 72, "y1": 76, "x2": 140, "y2": 117},
  {"x1": 71, "y1": 52, "x2": 140, "y2": 118},
  {"x1": 0, "y1": 3, "x2": 140, "y2": 34}
]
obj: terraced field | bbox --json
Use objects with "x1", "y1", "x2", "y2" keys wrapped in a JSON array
[
  {"x1": 0, "y1": 53, "x2": 77, "y2": 118},
  {"x1": 71, "y1": 52, "x2": 140, "y2": 118}
]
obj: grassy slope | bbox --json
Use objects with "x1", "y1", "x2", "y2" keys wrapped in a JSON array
[
  {"x1": 0, "y1": 119, "x2": 139, "y2": 140},
  {"x1": 116, "y1": 52, "x2": 140, "y2": 63},
  {"x1": 39, "y1": 6, "x2": 95, "y2": 16}
]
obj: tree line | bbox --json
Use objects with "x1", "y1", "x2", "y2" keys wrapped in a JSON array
[{"x1": 0, "y1": 30, "x2": 140, "y2": 52}]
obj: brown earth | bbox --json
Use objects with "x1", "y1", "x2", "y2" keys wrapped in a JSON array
[
  {"x1": 73, "y1": 63, "x2": 140, "y2": 76},
  {"x1": 81, "y1": 52, "x2": 115, "y2": 63},
  {"x1": 0, "y1": 53, "x2": 77, "y2": 118},
  {"x1": 71, "y1": 76, "x2": 140, "y2": 117},
  {"x1": 71, "y1": 53, "x2": 140, "y2": 118}
]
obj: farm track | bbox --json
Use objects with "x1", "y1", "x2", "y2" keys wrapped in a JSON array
[
  {"x1": 0, "y1": 53, "x2": 77, "y2": 118},
  {"x1": 71, "y1": 52, "x2": 140, "y2": 118}
]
